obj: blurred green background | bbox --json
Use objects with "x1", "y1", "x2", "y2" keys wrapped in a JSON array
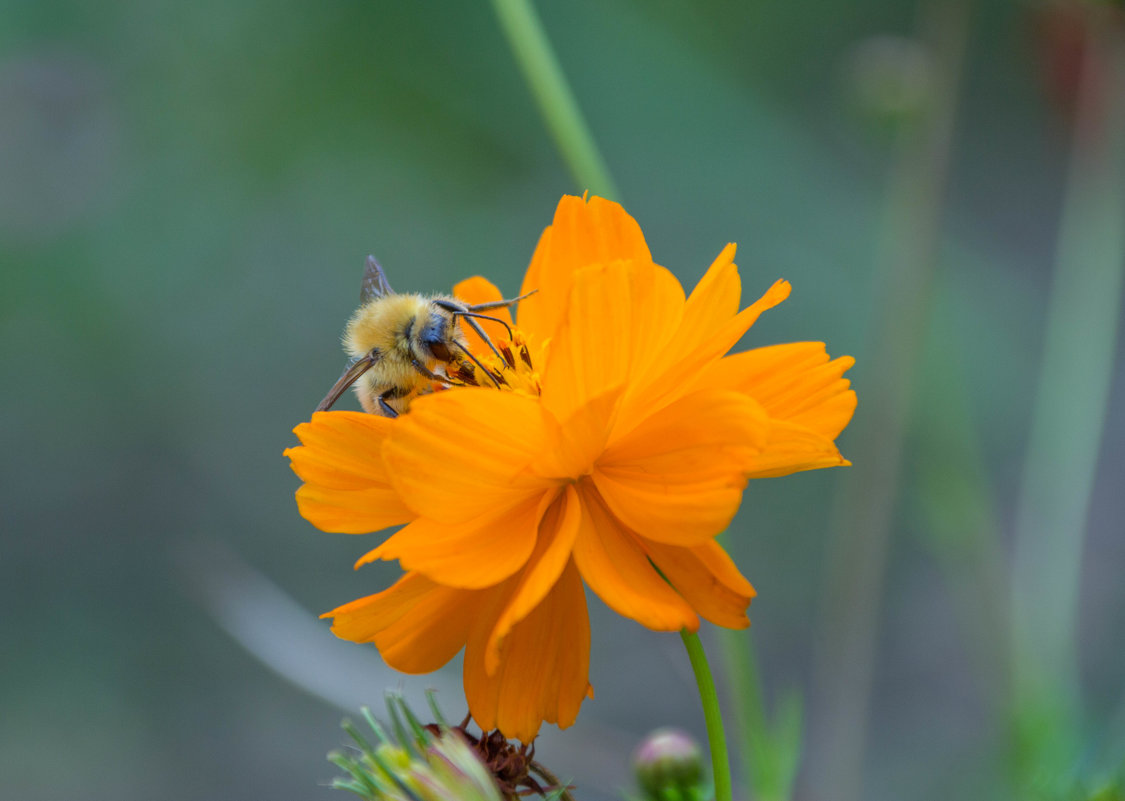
[{"x1": 3, "y1": 1, "x2": 1123, "y2": 799}]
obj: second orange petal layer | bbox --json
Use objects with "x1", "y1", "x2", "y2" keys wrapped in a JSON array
[{"x1": 464, "y1": 560, "x2": 591, "y2": 742}]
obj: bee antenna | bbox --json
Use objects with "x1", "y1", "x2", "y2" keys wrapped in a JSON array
[
  {"x1": 455, "y1": 311, "x2": 514, "y2": 343},
  {"x1": 434, "y1": 299, "x2": 510, "y2": 366},
  {"x1": 465, "y1": 288, "x2": 537, "y2": 312}
]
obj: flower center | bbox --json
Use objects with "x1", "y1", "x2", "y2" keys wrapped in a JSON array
[{"x1": 448, "y1": 329, "x2": 543, "y2": 398}]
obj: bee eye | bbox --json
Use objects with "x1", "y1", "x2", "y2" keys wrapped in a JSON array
[{"x1": 428, "y1": 340, "x2": 453, "y2": 362}]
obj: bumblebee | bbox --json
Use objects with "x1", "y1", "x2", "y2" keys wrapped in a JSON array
[{"x1": 315, "y1": 256, "x2": 528, "y2": 416}]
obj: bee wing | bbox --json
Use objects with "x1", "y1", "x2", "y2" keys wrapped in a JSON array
[
  {"x1": 360, "y1": 255, "x2": 395, "y2": 303},
  {"x1": 315, "y1": 349, "x2": 383, "y2": 412}
]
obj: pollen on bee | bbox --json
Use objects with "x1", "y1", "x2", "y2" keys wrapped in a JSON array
[{"x1": 450, "y1": 361, "x2": 479, "y2": 386}]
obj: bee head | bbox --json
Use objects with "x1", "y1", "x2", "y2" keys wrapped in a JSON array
[{"x1": 419, "y1": 305, "x2": 458, "y2": 362}]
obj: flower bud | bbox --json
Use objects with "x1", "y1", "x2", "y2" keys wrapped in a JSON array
[
  {"x1": 844, "y1": 35, "x2": 935, "y2": 131},
  {"x1": 421, "y1": 731, "x2": 505, "y2": 801},
  {"x1": 329, "y1": 698, "x2": 505, "y2": 801},
  {"x1": 632, "y1": 728, "x2": 706, "y2": 801}
]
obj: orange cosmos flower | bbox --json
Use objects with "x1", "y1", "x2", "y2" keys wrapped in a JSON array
[{"x1": 285, "y1": 195, "x2": 856, "y2": 742}]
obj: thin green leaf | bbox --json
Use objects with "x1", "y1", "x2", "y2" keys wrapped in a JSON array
[
  {"x1": 425, "y1": 689, "x2": 448, "y2": 728},
  {"x1": 395, "y1": 695, "x2": 433, "y2": 749},
  {"x1": 342, "y1": 719, "x2": 377, "y2": 757},
  {"x1": 385, "y1": 694, "x2": 416, "y2": 757},
  {"x1": 361, "y1": 707, "x2": 391, "y2": 747},
  {"x1": 329, "y1": 778, "x2": 373, "y2": 799}
]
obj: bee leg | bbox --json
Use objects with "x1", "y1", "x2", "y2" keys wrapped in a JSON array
[
  {"x1": 452, "y1": 341, "x2": 504, "y2": 388},
  {"x1": 410, "y1": 358, "x2": 454, "y2": 386},
  {"x1": 316, "y1": 347, "x2": 383, "y2": 412},
  {"x1": 377, "y1": 387, "x2": 406, "y2": 418}
]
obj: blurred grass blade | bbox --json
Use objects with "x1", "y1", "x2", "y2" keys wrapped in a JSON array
[
  {"x1": 720, "y1": 628, "x2": 800, "y2": 801},
  {"x1": 488, "y1": 0, "x2": 620, "y2": 200},
  {"x1": 807, "y1": 2, "x2": 970, "y2": 800},
  {"x1": 913, "y1": 309, "x2": 1010, "y2": 714},
  {"x1": 1010, "y1": 20, "x2": 1125, "y2": 778},
  {"x1": 773, "y1": 690, "x2": 804, "y2": 801},
  {"x1": 176, "y1": 540, "x2": 462, "y2": 713}
]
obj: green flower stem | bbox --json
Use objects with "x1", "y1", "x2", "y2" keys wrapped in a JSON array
[
  {"x1": 488, "y1": 0, "x2": 620, "y2": 200},
  {"x1": 681, "y1": 629, "x2": 733, "y2": 801}
]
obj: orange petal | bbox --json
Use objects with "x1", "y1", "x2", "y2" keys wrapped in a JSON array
[
  {"x1": 453, "y1": 276, "x2": 516, "y2": 359},
  {"x1": 744, "y1": 419, "x2": 851, "y2": 478},
  {"x1": 383, "y1": 389, "x2": 551, "y2": 522},
  {"x1": 534, "y1": 386, "x2": 622, "y2": 480},
  {"x1": 464, "y1": 560, "x2": 591, "y2": 741},
  {"x1": 605, "y1": 388, "x2": 770, "y2": 466},
  {"x1": 595, "y1": 390, "x2": 770, "y2": 545},
  {"x1": 324, "y1": 572, "x2": 481, "y2": 674},
  {"x1": 517, "y1": 226, "x2": 552, "y2": 331},
  {"x1": 591, "y1": 472, "x2": 744, "y2": 548},
  {"x1": 642, "y1": 540, "x2": 755, "y2": 629},
  {"x1": 288, "y1": 412, "x2": 394, "y2": 488},
  {"x1": 540, "y1": 259, "x2": 683, "y2": 423},
  {"x1": 518, "y1": 195, "x2": 654, "y2": 342},
  {"x1": 704, "y1": 343, "x2": 857, "y2": 439},
  {"x1": 620, "y1": 278, "x2": 792, "y2": 424},
  {"x1": 453, "y1": 276, "x2": 513, "y2": 322},
  {"x1": 662, "y1": 244, "x2": 741, "y2": 364},
  {"x1": 705, "y1": 278, "x2": 792, "y2": 361},
  {"x1": 355, "y1": 491, "x2": 555, "y2": 589},
  {"x1": 292, "y1": 485, "x2": 410, "y2": 534},
  {"x1": 485, "y1": 486, "x2": 581, "y2": 673},
  {"x1": 286, "y1": 411, "x2": 413, "y2": 533},
  {"x1": 572, "y1": 483, "x2": 699, "y2": 631}
]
